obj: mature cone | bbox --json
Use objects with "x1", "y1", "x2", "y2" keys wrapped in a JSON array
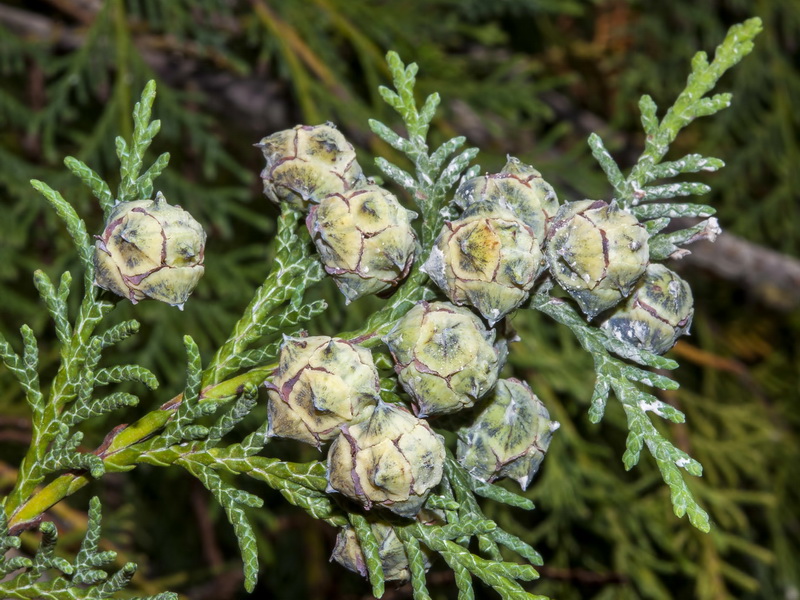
[
  {"x1": 422, "y1": 203, "x2": 542, "y2": 325},
  {"x1": 331, "y1": 522, "x2": 432, "y2": 582},
  {"x1": 383, "y1": 301, "x2": 503, "y2": 417},
  {"x1": 266, "y1": 336, "x2": 380, "y2": 448},
  {"x1": 545, "y1": 200, "x2": 649, "y2": 319},
  {"x1": 326, "y1": 401, "x2": 445, "y2": 517},
  {"x1": 257, "y1": 123, "x2": 363, "y2": 210},
  {"x1": 601, "y1": 264, "x2": 694, "y2": 354},
  {"x1": 94, "y1": 192, "x2": 205, "y2": 308},
  {"x1": 307, "y1": 184, "x2": 416, "y2": 303},
  {"x1": 454, "y1": 156, "x2": 559, "y2": 241},
  {"x1": 457, "y1": 379, "x2": 559, "y2": 490}
]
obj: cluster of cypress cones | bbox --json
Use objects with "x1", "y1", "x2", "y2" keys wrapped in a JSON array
[{"x1": 92, "y1": 121, "x2": 694, "y2": 583}]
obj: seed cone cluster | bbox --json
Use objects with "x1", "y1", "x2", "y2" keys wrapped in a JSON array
[
  {"x1": 259, "y1": 123, "x2": 415, "y2": 304},
  {"x1": 259, "y1": 123, "x2": 697, "y2": 583}
]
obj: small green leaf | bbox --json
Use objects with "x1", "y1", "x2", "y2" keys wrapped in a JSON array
[
  {"x1": 30, "y1": 180, "x2": 93, "y2": 275},
  {"x1": 63, "y1": 391, "x2": 140, "y2": 427},
  {"x1": 419, "y1": 93, "x2": 441, "y2": 127},
  {"x1": 375, "y1": 156, "x2": 416, "y2": 192},
  {"x1": 490, "y1": 529, "x2": 543, "y2": 566},
  {"x1": 204, "y1": 384, "x2": 259, "y2": 446},
  {"x1": 349, "y1": 514, "x2": 385, "y2": 598},
  {"x1": 588, "y1": 376, "x2": 611, "y2": 424},
  {"x1": 368, "y1": 119, "x2": 412, "y2": 153},
  {"x1": 644, "y1": 154, "x2": 724, "y2": 182},
  {"x1": 93, "y1": 365, "x2": 158, "y2": 389},
  {"x1": 640, "y1": 181, "x2": 711, "y2": 201},
  {"x1": 435, "y1": 147, "x2": 480, "y2": 196},
  {"x1": 396, "y1": 528, "x2": 432, "y2": 600},
  {"x1": 118, "y1": 80, "x2": 161, "y2": 202},
  {"x1": 64, "y1": 156, "x2": 115, "y2": 214},
  {"x1": 33, "y1": 270, "x2": 72, "y2": 345},
  {"x1": 630, "y1": 203, "x2": 716, "y2": 220},
  {"x1": 135, "y1": 151, "x2": 170, "y2": 199},
  {"x1": 642, "y1": 217, "x2": 670, "y2": 235},
  {"x1": 638, "y1": 95, "x2": 659, "y2": 138},
  {"x1": 649, "y1": 217, "x2": 721, "y2": 260},
  {"x1": 588, "y1": 133, "x2": 626, "y2": 197}
]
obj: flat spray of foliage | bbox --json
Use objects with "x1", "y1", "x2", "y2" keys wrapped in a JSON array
[{"x1": 0, "y1": 18, "x2": 761, "y2": 600}]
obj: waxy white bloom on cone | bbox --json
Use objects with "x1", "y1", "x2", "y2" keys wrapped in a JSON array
[{"x1": 601, "y1": 264, "x2": 694, "y2": 354}]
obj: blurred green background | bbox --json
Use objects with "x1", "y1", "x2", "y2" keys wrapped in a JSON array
[{"x1": 0, "y1": 1, "x2": 798, "y2": 598}]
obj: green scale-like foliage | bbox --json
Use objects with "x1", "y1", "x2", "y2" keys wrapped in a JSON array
[{"x1": 0, "y1": 498, "x2": 175, "y2": 600}]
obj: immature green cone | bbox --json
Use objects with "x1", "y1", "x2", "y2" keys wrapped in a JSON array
[
  {"x1": 266, "y1": 336, "x2": 380, "y2": 448},
  {"x1": 455, "y1": 156, "x2": 559, "y2": 241},
  {"x1": 601, "y1": 264, "x2": 694, "y2": 354},
  {"x1": 383, "y1": 301, "x2": 503, "y2": 416},
  {"x1": 457, "y1": 379, "x2": 559, "y2": 490},
  {"x1": 326, "y1": 401, "x2": 445, "y2": 517},
  {"x1": 307, "y1": 184, "x2": 416, "y2": 303},
  {"x1": 331, "y1": 522, "x2": 431, "y2": 582},
  {"x1": 422, "y1": 203, "x2": 542, "y2": 325},
  {"x1": 257, "y1": 123, "x2": 364, "y2": 210},
  {"x1": 94, "y1": 192, "x2": 205, "y2": 308},
  {"x1": 545, "y1": 200, "x2": 649, "y2": 319}
]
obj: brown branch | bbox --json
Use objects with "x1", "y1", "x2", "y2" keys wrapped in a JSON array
[
  {"x1": 671, "y1": 219, "x2": 800, "y2": 312},
  {"x1": 0, "y1": 3, "x2": 290, "y2": 134},
  {"x1": 0, "y1": 4, "x2": 83, "y2": 45},
  {"x1": 41, "y1": 0, "x2": 100, "y2": 24}
]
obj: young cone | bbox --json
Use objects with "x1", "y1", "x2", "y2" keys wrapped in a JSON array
[
  {"x1": 326, "y1": 401, "x2": 445, "y2": 517},
  {"x1": 601, "y1": 264, "x2": 694, "y2": 354},
  {"x1": 266, "y1": 336, "x2": 380, "y2": 448},
  {"x1": 423, "y1": 203, "x2": 542, "y2": 325},
  {"x1": 458, "y1": 378, "x2": 559, "y2": 490},
  {"x1": 93, "y1": 192, "x2": 206, "y2": 308},
  {"x1": 257, "y1": 123, "x2": 364, "y2": 210},
  {"x1": 383, "y1": 301, "x2": 504, "y2": 416},
  {"x1": 545, "y1": 200, "x2": 649, "y2": 319},
  {"x1": 455, "y1": 156, "x2": 559, "y2": 241},
  {"x1": 307, "y1": 184, "x2": 416, "y2": 303}
]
